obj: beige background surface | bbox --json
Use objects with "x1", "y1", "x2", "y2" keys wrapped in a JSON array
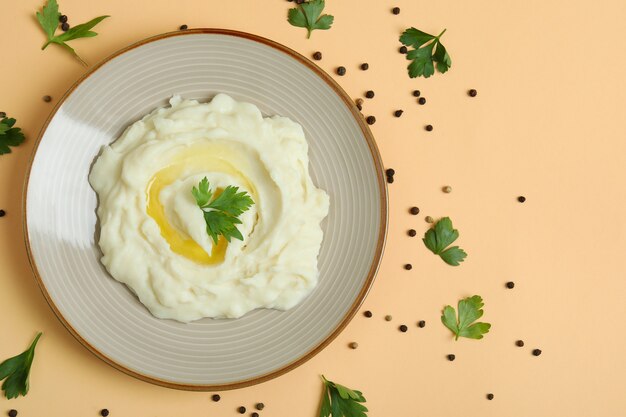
[{"x1": 1, "y1": 0, "x2": 625, "y2": 416}]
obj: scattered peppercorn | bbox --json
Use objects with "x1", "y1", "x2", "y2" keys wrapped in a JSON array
[
  {"x1": 363, "y1": 310, "x2": 373, "y2": 318},
  {"x1": 365, "y1": 90, "x2": 375, "y2": 99},
  {"x1": 532, "y1": 349, "x2": 542, "y2": 356},
  {"x1": 506, "y1": 281, "x2": 515, "y2": 289},
  {"x1": 418, "y1": 97, "x2": 426, "y2": 105},
  {"x1": 366, "y1": 115, "x2": 376, "y2": 125},
  {"x1": 412, "y1": 90, "x2": 421, "y2": 97},
  {"x1": 399, "y1": 46, "x2": 408, "y2": 54},
  {"x1": 442, "y1": 186, "x2": 452, "y2": 193},
  {"x1": 251, "y1": 413, "x2": 260, "y2": 417},
  {"x1": 486, "y1": 393, "x2": 494, "y2": 400},
  {"x1": 336, "y1": 66, "x2": 346, "y2": 76},
  {"x1": 447, "y1": 354, "x2": 456, "y2": 361},
  {"x1": 313, "y1": 51, "x2": 322, "y2": 60},
  {"x1": 394, "y1": 110, "x2": 403, "y2": 117},
  {"x1": 392, "y1": 7, "x2": 400, "y2": 14},
  {"x1": 425, "y1": 124, "x2": 433, "y2": 131},
  {"x1": 385, "y1": 315, "x2": 392, "y2": 321},
  {"x1": 212, "y1": 394, "x2": 221, "y2": 402},
  {"x1": 387, "y1": 176, "x2": 394, "y2": 184},
  {"x1": 468, "y1": 89, "x2": 478, "y2": 97},
  {"x1": 409, "y1": 206, "x2": 420, "y2": 215},
  {"x1": 61, "y1": 22, "x2": 69, "y2": 31},
  {"x1": 238, "y1": 406, "x2": 247, "y2": 414},
  {"x1": 100, "y1": 410, "x2": 109, "y2": 417},
  {"x1": 417, "y1": 320, "x2": 426, "y2": 328},
  {"x1": 59, "y1": 14, "x2": 68, "y2": 23},
  {"x1": 179, "y1": 24, "x2": 188, "y2": 30},
  {"x1": 516, "y1": 340, "x2": 525, "y2": 347},
  {"x1": 8, "y1": 410, "x2": 17, "y2": 417},
  {"x1": 0, "y1": 210, "x2": 5, "y2": 217},
  {"x1": 386, "y1": 168, "x2": 395, "y2": 177},
  {"x1": 425, "y1": 216, "x2": 434, "y2": 223},
  {"x1": 518, "y1": 196, "x2": 526, "y2": 203},
  {"x1": 404, "y1": 264, "x2": 412, "y2": 270},
  {"x1": 43, "y1": 95, "x2": 52, "y2": 103},
  {"x1": 356, "y1": 103, "x2": 363, "y2": 111},
  {"x1": 349, "y1": 342, "x2": 359, "y2": 349},
  {"x1": 360, "y1": 63, "x2": 369, "y2": 70},
  {"x1": 407, "y1": 229, "x2": 417, "y2": 237},
  {"x1": 255, "y1": 403, "x2": 265, "y2": 411},
  {"x1": 399, "y1": 325, "x2": 408, "y2": 332}
]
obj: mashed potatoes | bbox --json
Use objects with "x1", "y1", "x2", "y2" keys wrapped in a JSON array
[{"x1": 89, "y1": 94, "x2": 329, "y2": 322}]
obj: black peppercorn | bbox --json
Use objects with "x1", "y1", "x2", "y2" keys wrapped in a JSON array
[
  {"x1": 399, "y1": 325, "x2": 408, "y2": 332},
  {"x1": 0, "y1": 210, "x2": 5, "y2": 217},
  {"x1": 392, "y1": 7, "x2": 400, "y2": 14},
  {"x1": 407, "y1": 229, "x2": 417, "y2": 237},
  {"x1": 255, "y1": 403, "x2": 265, "y2": 411},
  {"x1": 486, "y1": 393, "x2": 494, "y2": 400},
  {"x1": 61, "y1": 22, "x2": 69, "y2": 31},
  {"x1": 238, "y1": 406, "x2": 247, "y2": 414},
  {"x1": 179, "y1": 24, "x2": 188, "y2": 30},
  {"x1": 366, "y1": 116, "x2": 376, "y2": 125},
  {"x1": 468, "y1": 89, "x2": 477, "y2": 97},
  {"x1": 418, "y1": 97, "x2": 426, "y2": 105},
  {"x1": 100, "y1": 410, "x2": 109, "y2": 417},
  {"x1": 363, "y1": 310, "x2": 373, "y2": 318},
  {"x1": 360, "y1": 63, "x2": 369, "y2": 70},
  {"x1": 532, "y1": 349, "x2": 542, "y2": 356},
  {"x1": 404, "y1": 264, "x2": 412, "y2": 270},
  {"x1": 313, "y1": 51, "x2": 322, "y2": 60},
  {"x1": 385, "y1": 168, "x2": 395, "y2": 176},
  {"x1": 399, "y1": 46, "x2": 408, "y2": 54},
  {"x1": 251, "y1": 413, "x2": 260, "y2": 417},
  {"x1": 59, "y1": 14, "x2": 68, "y2": 23},
  {"x1": 212, "y1": 394, "x2": 221, "y2": 402},
  {"x1": 447, "y1": 354, "x2": 456, "y2": 361},
  {"x1": 387, "y1": 176, "x2": 394, "y2": 184},
  {"x1": 409, "y1": 206, "x2": 420, "y2": 215},
  {"x1": 8, "y1": 410, "x2": 17, "y2": 417},
  {"x1": 506, "y1": 281, "x2": 515, "y2": 289},
  {"x1": 515, "y1": 340, "x2": 524, "y2": 347},
  {"x1": 43, "y1": 95, "x2": 52, "y2": 103},
  {"x1": 412, "y1": 90, "x2": 421, "y2": 97},
  {"x1": 365, "y1": 90, "x2": 375, "y2": 99},
  {"x1": 417, "y1": 320, "x2": 426, "y2": 328},
  {"x1": 425, "y1": 124, "x2": 433, "y2": 131},
  {"x1": 356, "y1": 103, "x2": 362, "y2": 111},
  {"x1": 336, "y1": 66, "x2": 346, "y2": 76},
  {"x1": 394, "y1": 110, "x2": 403, "y2": 117},
  {"x1": 518, "y1": 196, "x2": 526, "y2": 203}
]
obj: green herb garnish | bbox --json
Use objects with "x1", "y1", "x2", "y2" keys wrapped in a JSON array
[
  {"x1": 319, "y1": 376, "x2": 368, "y2": 417},
  {"x1": 36, "y1": 0, "x2": 109, "y2": 66},
  {"x1": 400, "y1": 27, "x2": 451, "y2": 78},
  {"x1": 192, "y1": 177, "x2": 254, "y2": 245},
  {"x1": 288, "y1": 0, "x2": 334, "y2": 39},
  {"x1": 0, "y1": 116, "x2": 25, "y2": 156},
  {"x1": 422, "y1": 217, "x2": 467, "y2": 266},
  {"x1": 441, "y1": 296, "x2": 491, "y2": 340},
  {"x1": 0, "y1": 332, "x2": 42, "y2": 399}
]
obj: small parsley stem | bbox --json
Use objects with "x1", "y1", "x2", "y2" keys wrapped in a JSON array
[{"x1": 436, "y1": 28, "x2": 447, "y2": 39}]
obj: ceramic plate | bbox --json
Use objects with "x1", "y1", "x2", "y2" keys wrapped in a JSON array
[{"x1": 24, "y1": 29, "x2": 387, "y2": 390}]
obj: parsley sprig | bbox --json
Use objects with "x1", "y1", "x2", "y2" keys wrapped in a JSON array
[
  {"x1": 0, "y1": 116, "x2": 25, "y2": 156},
  {"x1": 319, "y1": 376, "x2": 368, "y2": 417},
  {"x1": 441, "y1": 296, "x2": 491, "y2": 340},
  {"x1": 0, "y1": 332, "x2": 42, "y2": 399},
  {"x1": 36, "y1": 0, "x2": 109, "y2": 66},
  {"x1": 192, "y1": 177, "x2": 254, "y2": 245},
  {"x1": 288, "y1": 0, "x2": 334, "y2": 39},
  {"x1": 423, "y1": 217, "x2": 467, "y2": 266},
  {"x1": 400, "y1": 27, "x2": 451, "y2": 78}
]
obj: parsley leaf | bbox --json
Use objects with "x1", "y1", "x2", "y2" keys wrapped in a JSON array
[
  {"x1": 400, "y1": 27, "x2": 451, "y2": 78},
  {"x1": 0, "y1": 116, "x2": 26, "y2": 156},
  {"x1": 192, "y1": 177, "x2": 254, "y2": 245},
  {"x1": 37, "y1": 0, "x2": 109, "y2": 66},
  {"x1": 0, "y1": 332, "x2": 42, "y2": 399},
  {"x1": 319, "y1": 376, "x2": 368, "y2": 417},
  {"x1": 288, "y1": 0, "x2": 334, "y2": 39},
  {"x1": 441, "y1": 296, "x2": 491, "y2": 341},
  {"x1": 422, "y1": 217, "x2": 467, "y2": 266}
]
